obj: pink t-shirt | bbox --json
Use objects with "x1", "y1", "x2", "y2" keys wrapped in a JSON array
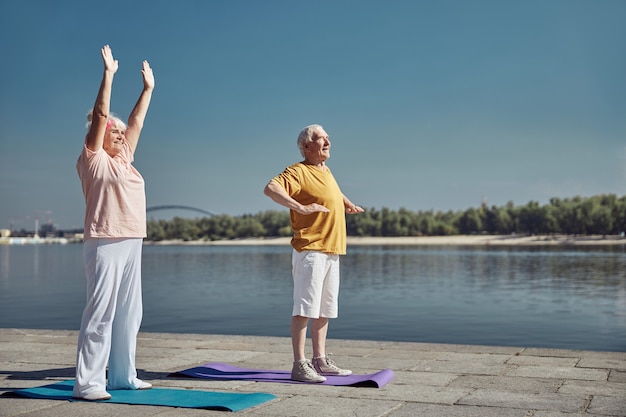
[{"x1": 76, "y1": 142, "x2": 146, "y2": 239}]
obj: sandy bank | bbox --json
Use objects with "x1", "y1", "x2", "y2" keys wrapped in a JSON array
[{"x1": 145, "y1": 234, "x2": 626, "y2": 246}]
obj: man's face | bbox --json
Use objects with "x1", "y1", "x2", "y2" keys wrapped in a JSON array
[{"x1": 305, "y1": 128, "x2": 331, "y2": 161}]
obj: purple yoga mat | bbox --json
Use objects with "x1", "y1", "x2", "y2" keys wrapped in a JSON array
[{"x1": 171, "y1": 363, "x2": 394, "y2": 388}]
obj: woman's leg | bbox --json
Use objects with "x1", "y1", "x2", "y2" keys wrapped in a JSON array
[
  {"x1": 108, "y1": 238, "x2": 144, "y2": 389},
  {"x1": 74, "y1": 238, "x2": 123, "y2": 397}
]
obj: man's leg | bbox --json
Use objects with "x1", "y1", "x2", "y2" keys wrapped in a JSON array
[
  {"x1": 310, "y1": 317, "x2": 329, "y2": 359},
  {"x1": 291, "y1": 315, "x2": 309, "y2": 361}
]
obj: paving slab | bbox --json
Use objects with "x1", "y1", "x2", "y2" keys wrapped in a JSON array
[
  {"x1": 588, "y1": 395, "x2": 626, "y2": 416},
  {"x1": 456, "y1": 389, "x2": 588, "y2": 413},
  {"x1": 1, "y1": 329, "x2": 625, "y2": 417},
  {"x1": 387, "y1": 403, "x2": 528, "y2": 417},
  {"x1": 507, "y1": 365, "x2": 609, "y2": 381},
  {"x1": 609, "y1": 369, "x2": 626, "y2": 383}
]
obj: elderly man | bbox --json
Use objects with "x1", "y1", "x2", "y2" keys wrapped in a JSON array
[{"x1": 264, "y1": 124, "x2": 364, "y2": 383}]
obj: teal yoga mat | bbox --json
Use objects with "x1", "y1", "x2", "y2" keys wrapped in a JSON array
[{"x1": 11, "y1": 380, "x2": 276, "y2": 412}]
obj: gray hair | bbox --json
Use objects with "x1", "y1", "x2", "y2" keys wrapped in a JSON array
[{"x1": 297, "y1": 124, "x2": 324, "y2": 157}]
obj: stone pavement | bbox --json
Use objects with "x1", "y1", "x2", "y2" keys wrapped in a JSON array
[{"x1": 1, "y1": 328, "x2": 624, "y2": 416}]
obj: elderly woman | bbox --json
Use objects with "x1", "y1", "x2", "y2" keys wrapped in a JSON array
[
  {"x1": 73, "y1": 45, "x2": 154, "y2": 401},
  {"x1": 264, "y1": 124, "x2": 364, "y2": 382}
]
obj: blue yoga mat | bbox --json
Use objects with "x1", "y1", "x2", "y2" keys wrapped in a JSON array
[
  {"x1": 172, "y1": 363, "x2": 395, "y2": 387},
  {"x1": 11, "y1": 380, "x2": 276, "y2": 412}
]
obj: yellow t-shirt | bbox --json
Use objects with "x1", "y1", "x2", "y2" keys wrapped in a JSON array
[{"x1": 271, "y1": 162, "x2": 346, "y2": 254}]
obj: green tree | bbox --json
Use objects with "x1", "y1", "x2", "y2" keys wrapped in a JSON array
[
  {"x1": 417, "y1": 210, "x2": 435, "y2": 236},
  {"x1": 168, "y1": 217, "x2": 199, "y2": 241},
  {"x1": 256, "y1": 210, "x2": 290, "y2": 236},
  {"x1": 458, "y1": 208, "x2": 482, "y2": 234},
  {"x1": 235, "y1": 216, "x2": 266, "y2": 237},
  {"x1": 146, "y1": 220, "x2": 166, "y2": 241},
  {"x1": 144, "y1": 193, "x2": 625, "y2": 240},
  {"x1": 519, "y1": 201, "x2": 545, "y2": 234}
]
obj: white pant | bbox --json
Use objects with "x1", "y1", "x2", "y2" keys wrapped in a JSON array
[{"x1": 74, "y1": 238, "x2": 143, "y2": 396}]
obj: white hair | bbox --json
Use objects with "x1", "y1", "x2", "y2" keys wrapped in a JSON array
[
  {"x1": 296, "y1": 124, "x2": 324, "y2": 157},
  {"x1": 85, "y1": 109, "x2": 126, "y2": 130}
]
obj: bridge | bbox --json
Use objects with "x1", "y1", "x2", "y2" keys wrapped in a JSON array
[{"x1": 146, "y1": 205, "x2": 217, "y2": 217}]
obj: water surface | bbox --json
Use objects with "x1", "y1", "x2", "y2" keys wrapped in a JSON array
[{"x1": 1, "y1": 244, "x2": 624, "y2": 352}]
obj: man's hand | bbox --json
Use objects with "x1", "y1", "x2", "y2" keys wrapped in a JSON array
[
  {"x1": 346, "y1": 205, "x2": 364, "y2": 214},
  {"x1": 295, "y1": 203, "x2": 330, "y2": 215}
]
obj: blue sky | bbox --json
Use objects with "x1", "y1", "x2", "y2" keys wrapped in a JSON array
[{"x1": 1, "y1": 0, "x2": 624, "y2": 230}]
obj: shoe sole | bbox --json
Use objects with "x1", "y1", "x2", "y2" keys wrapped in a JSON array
[
  {"x1": 292, "y1": 377, "x2": 326, "y2": 383},
  {"x1": 291, "y1": 373, "x2": 327, "y2": 383},
  {"x1": 72, "y1": 394, "x2": 111, "y2": 401},
  {"x1": 318, "y1": 372, "x2": 352, "y2": 376}
]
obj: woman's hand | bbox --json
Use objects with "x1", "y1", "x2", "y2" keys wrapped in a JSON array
[
  {"x1": 141, "y1": 60, "x2": 155, "y2": 91},
  {"x1": 101, "y1": 45, "x2": 118, "y2": 74}
]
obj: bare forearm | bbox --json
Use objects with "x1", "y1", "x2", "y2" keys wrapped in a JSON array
[
  {"x1": 86, "y1": 45, "x2": 118, "y2": 150},
  {"x1": 127, "y1": 87, "x2": 153, "y2": 130},
  {"x1": 124, "y1": 87, "x2": 153, "y2": 152},
  {"x1": 125, "y1": 60, "x2": 155, "y2": 150},
  {"x1": 264, "y1": 181, "x2": 303, "y2": 211},
  {"x1": 85, "y1": 69, "x2": 115, "y2": 150},
  {"x1": 264, "y1": 180, "x2": 330, "y2": 215},
  {"x1": 93, "y1": 71, "x2": 114, "y2": 119}
]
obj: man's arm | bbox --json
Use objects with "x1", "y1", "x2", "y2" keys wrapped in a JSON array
[{"x1": 264, "y1": 180, "x2": 330, "y2": 215}]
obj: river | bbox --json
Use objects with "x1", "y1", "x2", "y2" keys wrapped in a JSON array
[{"x1": 1, "y1": 243, "x2": 624, "y2": 352}]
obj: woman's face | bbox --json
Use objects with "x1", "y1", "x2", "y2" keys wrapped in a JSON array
[{"x1": 103, "y1": 124, "x2": 126, "y2": 157}]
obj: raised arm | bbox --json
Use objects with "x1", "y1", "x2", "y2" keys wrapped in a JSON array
[
  {"x1": 264, "y1": 180, "x2": 330, "y2": 215},
  {"x1": 85, "y1": 45, "x2": 118, "y2": 151},
  {"x1": 125, "y1": 60, "x2": 155, "y2": 153}
]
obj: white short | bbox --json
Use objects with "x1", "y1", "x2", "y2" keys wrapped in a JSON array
[{"x1": 291, "y1": 249, "x2": 340, "y2": 319}]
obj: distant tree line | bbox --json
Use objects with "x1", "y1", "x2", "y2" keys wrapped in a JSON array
[{"x1": 146, "y1": 194, "x2": 626, "y2": 241}]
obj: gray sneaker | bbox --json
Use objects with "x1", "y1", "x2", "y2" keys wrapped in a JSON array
[
  {"x1": 291, "y1": 359, "x2": 327, "y2": 383},
  {"x1": 312, "y1": 355, "x2": 352, "y2": 376}
]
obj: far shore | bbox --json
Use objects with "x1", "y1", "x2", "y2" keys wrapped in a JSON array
[{"x1": 145, "y1": 234, "x2": 626, "y2": 246}]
